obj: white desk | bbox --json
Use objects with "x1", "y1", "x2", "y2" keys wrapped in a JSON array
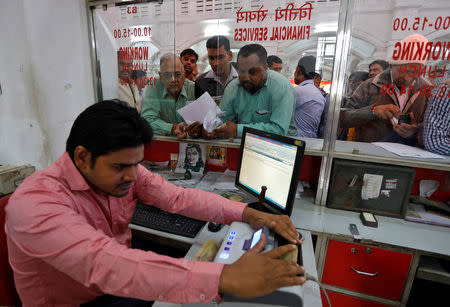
[{"x1": 290, "y1": 201, "x2": 450, "y2": 256}]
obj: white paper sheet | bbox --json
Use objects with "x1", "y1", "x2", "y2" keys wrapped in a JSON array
[
  {"x1": 361, "y1": 173, "x2": 383, "y2": 200},
  {"x1": 211, "y1": 169, "x2": 239, "y2": 191},
  {"x1": 372, "y1": 142, "x2": 445, "y2": 159},
  {"x1": 406, "y1": 204, "x2": 450, "y2": 227},
  {"x1": 177, "y1": 92, "x2": 223, "y2": 125},
  {"x1": 420, "y1": 180, "x2": 440, "y2": 198},
  {"x1": 203, "y1": 110, "x2": 223, "y2": 133}
]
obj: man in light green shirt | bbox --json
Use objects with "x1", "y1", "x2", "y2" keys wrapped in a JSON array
[
  {"x1": 205, "y1": 44, "x2": 295, "y2": 138},
  {"x1": 141, "y1": 54, "x2": 196, "y2": 138}
]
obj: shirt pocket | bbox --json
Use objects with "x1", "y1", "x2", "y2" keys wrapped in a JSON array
[{"x1": 253, "y1": 110, "x2": 272, "y2": 122}]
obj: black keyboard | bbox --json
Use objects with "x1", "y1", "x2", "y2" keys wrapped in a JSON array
[{"x1": 131, "y1": 203, "x2": 206, "y2": 238}]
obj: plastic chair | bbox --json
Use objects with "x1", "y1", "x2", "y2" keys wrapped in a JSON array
[{"x1": 0, "y1": 194, "x2": 21, "y2": 306}]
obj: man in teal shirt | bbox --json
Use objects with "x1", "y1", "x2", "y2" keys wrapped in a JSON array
[
  {"x1": 141, "y1": 54, "x2": 196, "y2": 138},
  {"x1": 205, "y1": 44, "x2": 295, "y2": 138}
]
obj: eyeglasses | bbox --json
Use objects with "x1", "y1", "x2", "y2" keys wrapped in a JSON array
[{"x1": 161, "y1": 72, "x2": 183, "y2": 80}]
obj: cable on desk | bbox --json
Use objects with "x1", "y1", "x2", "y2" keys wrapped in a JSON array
[
  {"x1": 295, "y1": 228, "x2": 331, "y2": 306},
  {"x1": 305, "y1": 273, "x2": 331, "y2": 307}
]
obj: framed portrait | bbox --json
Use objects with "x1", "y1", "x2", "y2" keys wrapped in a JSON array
[
  {"x1": 176, "y1": 143, "x2": 206, "y2": 174},
  {"x1": 206, "y1": 145, "x2": 226, "y2": 166}
]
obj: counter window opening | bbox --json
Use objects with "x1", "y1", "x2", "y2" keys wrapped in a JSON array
[{"x1": 87, "y1": 0, "x2": 450, "y2": 208}]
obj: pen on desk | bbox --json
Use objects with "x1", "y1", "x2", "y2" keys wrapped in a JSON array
[{"x1": 168, "y1": 178, "x2": 179, "y2": 181}]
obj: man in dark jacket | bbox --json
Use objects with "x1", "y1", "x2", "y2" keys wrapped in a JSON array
[
  {"x1": 195, "y1": 36, "x2": 238, "y2": 100},
  {"x1": 340, "y1": 34, "x2": 432, "y2": 143}
]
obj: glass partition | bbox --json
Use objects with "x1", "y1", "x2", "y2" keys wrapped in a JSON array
[
  {"x1": 334, "y1": 0, "x2": 450, "y2": 162},
  {"x1": 88, "y1": 0, "x2": 449, "y2": 210},
  {"x1": 92, "y1": 1, "x2": 175, "y2": 112},
  {"x1": 91, "y1": 0, "x2": 342, "y2": 153}
]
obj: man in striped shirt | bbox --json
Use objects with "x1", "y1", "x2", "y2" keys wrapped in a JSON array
[{"x1": 423, "y1": 81, "x2": 450, "y2": 155}]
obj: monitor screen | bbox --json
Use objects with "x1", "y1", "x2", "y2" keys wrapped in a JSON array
[{"x1": 235, "y1": 127, "x2": 305, "y2": 216}]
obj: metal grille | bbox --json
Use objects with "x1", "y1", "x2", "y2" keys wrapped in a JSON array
[
  {"x1": 140, "y1": 5, "x2": 149, "y2": 17},
  {"x1": 180, "y1": 0, "x2": 189, "y2": 14},
  {"x1": 196, "y1": 0, "x2": 242, "y2": 14},
  {"x1": 250, "y1": 0, "x2": 261, "y2": 9},
  {"x1": 154, "y1": 3, "x2": 161, "y2": 15},
  {"x1": 285, "y1": 0, "x2": 339, "y2": 4}
]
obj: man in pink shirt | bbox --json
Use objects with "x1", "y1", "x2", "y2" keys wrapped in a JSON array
[{"x1": 5, "y1": 100, "x2": 305, "y2": 306}]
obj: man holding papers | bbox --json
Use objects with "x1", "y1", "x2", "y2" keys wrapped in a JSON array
[
  {"x1": 339, "y1": 34, "x2": 430, "y2": 143},
  {"x1": 142, "y1": 54, "x2": 201, "y2": 138},
  {"x1": 204, "y1": 44, "x2": 295, "y2": 139}
]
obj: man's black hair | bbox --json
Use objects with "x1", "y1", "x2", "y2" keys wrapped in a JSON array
[
  {"x1": 180, "y1": 49, "x2": 198, "y2": 61},
  {"x1": 369, "y1": 60, "x2": 389, "y2": 70},
  {"x1": 66, "y1": 100, "x2": 153, "y2": 166},
  {"x1": 237, "y1": 44, "x2": 267, "y2": 66},
  {"x1": 267, "y1": 55, "x2": 282, "y2": 67},
  {"x1": 298, "y1": 66, "x2": 316, "y2": 80},
  {"x1": 310, "y1": 72, "x2": 322, "y2": 79},
  {"x1": 206, "y1": 35, "x2": 231, "y2": 51},
  {"x1": 349, "y1": 71, "x2": 369, "y2": 83}
]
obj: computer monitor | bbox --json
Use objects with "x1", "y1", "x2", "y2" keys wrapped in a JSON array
[{"x1": 235, "y1": 127, "x2": 305, "y2": 216}]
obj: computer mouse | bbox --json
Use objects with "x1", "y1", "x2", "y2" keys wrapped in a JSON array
[{"x1": 207, "y1": 222, "x2": 224, "y2": 232}]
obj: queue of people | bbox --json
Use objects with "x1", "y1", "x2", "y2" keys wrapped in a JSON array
[
  {"x1": 120, "y1": 33, "x2": 448, "y2": 156},
  {"x1": 340, "y1": 34, "x2": 449, "y2": 155}
]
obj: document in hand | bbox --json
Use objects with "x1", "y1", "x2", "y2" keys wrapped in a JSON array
[{"x1": 177, "y1": 92, "x2": 223, "y2": 132}]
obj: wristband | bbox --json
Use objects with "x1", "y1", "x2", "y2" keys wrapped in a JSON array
[{"x1": 371, "y1": 105, "x2": 377, "y2": 114}]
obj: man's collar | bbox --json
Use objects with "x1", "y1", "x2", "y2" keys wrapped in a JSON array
[
  {"x1": 299, "y1": 79, "x2": 314, "y2": 86},
  {"x1": 229, "y1": 65, "x2": 238, "y2": 79},
  {"x1": 205, "y1": 64, "x2": 238, "y2": 84},
  {"x1": 205, "y1": 69, "x2": 216, "y2": 79},
  {"x1": 263, "y1": 69, "x2": 271, "y2": 87},
  {"x1": 57, "y1": 152, "x2": 91, "y2": 191}
]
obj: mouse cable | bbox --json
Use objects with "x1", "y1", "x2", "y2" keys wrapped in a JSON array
[{"x1": 305, "y1": 273, "x2": 331, "y2": 307}]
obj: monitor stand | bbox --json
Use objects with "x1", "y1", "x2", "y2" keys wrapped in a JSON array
[{"x1": 248, "y1": 185, "x2": 267, "y2": 212}]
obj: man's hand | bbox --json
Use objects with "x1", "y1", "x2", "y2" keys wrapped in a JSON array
[
  {"x1": 202, "y1": 127, "x2": 216, "y2": 139},
  {"x1": 187, "y1": 121, "x2": 203, "y2": 138},
  {"x1": 172, "y1": 123, "x2": 188, "y2": 139},
  {"x1": 213, "y1": 122, "x2": 237, "y2": 139},
  {"x1": 394, "y1": 112, "x2": 418, "y2": 138},
  {"x1": 242, "y1": 207, "x2": 301, "y2": 245},
  {"x1": 373, "y1": 104, "x2": 401, "y2": 120},
  {"x1": 219, "y1": 234, "x2": 305, "y2": 298}
]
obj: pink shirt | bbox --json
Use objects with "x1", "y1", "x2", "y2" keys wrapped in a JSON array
[{"x1": 5, "y1": 152, "x2": 246, "y2": 306}]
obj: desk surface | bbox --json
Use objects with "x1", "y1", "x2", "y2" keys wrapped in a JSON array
[
  {"x1": 291, "y1": 200, "x2": 450, "y2": 256},
  {"x1": 153, "y1": 135, "x2": 450, "y2": 170}
]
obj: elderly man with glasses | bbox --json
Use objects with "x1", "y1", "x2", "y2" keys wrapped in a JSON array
[{"x1": 142, "y1": 54, "x2": 200, "y2": 138}]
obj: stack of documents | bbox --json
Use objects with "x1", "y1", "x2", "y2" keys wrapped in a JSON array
[
  {"x1": 177, "y1": 92, "x2": 224, "y2": 132},
  {"x1": 372, "y1": 142, "x2": 445, "y2": 159},
  {"x1": 211, "y1": 169, "x2": 239, "y2": 191},
  {"x1": 406, "y1": 204, "x2": 450, "y2": 227}
]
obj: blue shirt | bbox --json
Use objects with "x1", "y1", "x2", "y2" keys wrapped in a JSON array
[
  {"x1": 423, "y1": 83, "x2": 450, "y2": 155},
  {"x1": 294, "y1": 79, "x2": 325, "y2": 138},
  {"x1": 219, "y1": 70, "x2": 295, "y2": 137}
]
